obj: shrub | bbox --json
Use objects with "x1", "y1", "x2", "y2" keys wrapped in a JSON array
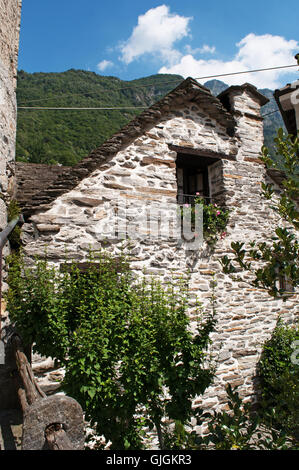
[
  {"x1": 257, "y1": 321, "x2": 299, "y2": 441},
  {"x1": 181, "y1": 197, "x2": 230, "y2": 246},
  {"x1": 163, "y1": 385, "x2": 297, "y2": 450},
  {"x1": 6, "y1": 250, "x2": 216, "y2": 449}
]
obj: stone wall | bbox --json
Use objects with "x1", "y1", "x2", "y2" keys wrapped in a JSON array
[
  {"x1": 0, "y1": 0, "x2": 22, "y2": 409},
  {"x1": 22, "y1": 87, "x2": 298, "y2": 420},
  {"x1": 0, "y1": 0, "x2": 22, "y2": 210}
]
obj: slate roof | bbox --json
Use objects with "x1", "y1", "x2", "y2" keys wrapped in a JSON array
[
  {"x1": 15, "y1": 162, "x2": 71, "y2": 210},
  {"x1": 18, "y1": 77, "x2": 240, "y2": 218},
  {"x1": 16, "y1": 77, "x2": 270, "y2": 219}
]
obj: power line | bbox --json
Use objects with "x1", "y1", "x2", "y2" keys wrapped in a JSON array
[
  {"x1": 17, "y1": 63, "x2": 298, "y2": 107},
  {"x1": 18, "y1": 104, "x2": 282, "y2": 119},
  {"x1": 194, "y1": 64, "x2": 298, "y2": 81},
  {"x1": 261, "y1": 109, "x2": 280, "y2": 118},
  {"x1": 18, "y1": 106, "x2": 147, "y2": 110}
]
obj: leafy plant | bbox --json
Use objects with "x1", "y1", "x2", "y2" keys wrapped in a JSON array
[
  {"x1": 197, "y1": 385, "x2": 297, "y2": 450},
  {"x1": 182, "y1": 197, "x2": 230, "y2": 246},
  {"x1": 257, "y1": 321, "x2": 299, "y2": 442},
  {"x1": 160, "y1": 384, "x2": 297, "y2": 450},
  {"x1": 6, "y1": 250, "x2": 216, "y2": 450}
]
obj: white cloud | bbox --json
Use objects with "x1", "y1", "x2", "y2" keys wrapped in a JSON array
[
  {"x1": 97, "y1": 60, "x2": 114, "y2": 72},
  {"x1": 185, "y1": 44, "x2": 216, "y2": 55},
  {"x1": 119, "y1": 5, "x2": 192, "y2": 65},
  {"x1": 200, "y1": 44, "x2": 216, "y2": 54},
  {"x1": 159, "y1": 33, "x2": 299, "y2": 89}
]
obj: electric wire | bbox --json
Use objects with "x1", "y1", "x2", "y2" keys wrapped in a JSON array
[{"x1": 17, "y1": 106, "x2": 148, "y2": 110}]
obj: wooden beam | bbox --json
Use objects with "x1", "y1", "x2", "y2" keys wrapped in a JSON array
[
  {"x1": 60, "y1": 258, "x2": 125, "y2": 274},
  {"x1": 168, "y1": 144, "x2": 237, "y2": 161}
]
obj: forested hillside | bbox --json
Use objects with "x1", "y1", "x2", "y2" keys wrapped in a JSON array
[{"x1": 16, "y1": 70, "x2": 284, "y2": 166}]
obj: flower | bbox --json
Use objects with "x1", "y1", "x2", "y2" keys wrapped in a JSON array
[
  {"x1": 184, "y1": 204, "x2": 189, "y2": 208},
  {"x1": 216, "y1": 211, "x2": 221, "y2": 216},
  {"x1": 220, "y1": 231, "x2": 227, "y2": 239}
]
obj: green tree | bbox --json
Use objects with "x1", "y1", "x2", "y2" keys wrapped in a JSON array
[
  {"x1": 257, "y1": 322, "x2": 299, "y2": 442},
  {"x1": 6, "y1": 251, "x2": 216, "y2": 449}
]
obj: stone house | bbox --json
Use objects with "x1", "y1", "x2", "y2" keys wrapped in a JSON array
[{"x1": 15, "y1": 77, "x2": 298, "y2": 410}]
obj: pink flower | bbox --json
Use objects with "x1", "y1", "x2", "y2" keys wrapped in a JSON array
[
  {"x1": 216, "y1": 211, "x2": 221, "y2": 216},
  {"x1": 220, "y1": 231, "x2": 227, "y2": 239},
  {"x1": 184, "y1": 204, "x2": 189, "y2": 208},
  {"x1": 195, "y1": 192, "x2": 200, "y2": 196}
]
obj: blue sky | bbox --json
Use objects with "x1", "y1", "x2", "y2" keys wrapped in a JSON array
[{"x1": 18, "y1": 0, "x2": 299, "y2": 89}]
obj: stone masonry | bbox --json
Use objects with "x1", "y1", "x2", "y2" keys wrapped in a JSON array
[
  {"x1": 19, "y1": 78, "x2": 298, "y2": 422},
  {"x1": 0, "y1": 0, "x2": 22, "y2": 410},
  {"x1": 0, "y1": 0, "x2": 22, "y2": 218}
]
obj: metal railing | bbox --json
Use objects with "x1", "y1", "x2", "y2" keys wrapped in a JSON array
[{"x1": 177, "y1": 193, "x2": 213, "y2": 205}]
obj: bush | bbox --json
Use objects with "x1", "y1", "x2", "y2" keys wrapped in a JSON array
[
  {"x1": 162, "y1": 384, "x2": 297, "y2": 450},
  {"x1": 196, "y1": 385, "x2": 297, "y2": 450},
  {"x1": 182, "y1": 197, "x2": 230, "y2": 246},
  {"x1": 258, "y1": 321, "x2": 299, "y2": 441},
  {"x1": 6, "y1": 250, "x2": 216, "y2": 449}
]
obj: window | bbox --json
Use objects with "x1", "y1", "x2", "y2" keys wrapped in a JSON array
[{"x1": 176, "y1": 153, "x2": 214, "y2": 205}]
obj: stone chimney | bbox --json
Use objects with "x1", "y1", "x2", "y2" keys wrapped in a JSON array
[{"x1": 218, "y1": 84, "x2": 269, "y2": 161}]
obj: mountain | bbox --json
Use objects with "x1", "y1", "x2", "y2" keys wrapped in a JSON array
[
  {"x1": 204, "y1": 79, "x2": 228, "y2": 96},
  {"x1": 16, "y1": 70, "x2": 284, "y2": 166},
  {"x1": 16, "y1": 70, "x2": 183, "y2": 166}
]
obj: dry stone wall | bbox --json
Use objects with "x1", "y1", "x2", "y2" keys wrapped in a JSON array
[
  {"x1": 0, "y1": 0, "x2": 22, "y2": 410},
  {"x1": 22, "y1": 88, "x2": 298, "y2": 419},
  {"x1": 0, "y1": 0, "x2": 21, "y2": 209}
]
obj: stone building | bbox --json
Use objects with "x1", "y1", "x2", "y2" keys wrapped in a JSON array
[
  {"x1": 274, "y1": 77, "x2": 299, "y2": 137},
  {"x1": 0, "y1": 0, "x2": 22, "y2": 226},
  {"x1": 16, "y1": 77, "x2": 298, "y2": 411},
  {"x1": 0, "y1": 0, "x2": 22, "y2": 410}
]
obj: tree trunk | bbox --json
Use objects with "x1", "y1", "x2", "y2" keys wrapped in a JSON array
[{"x1": 11, "y1": 334, "x2": 46, "y2": 411}]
